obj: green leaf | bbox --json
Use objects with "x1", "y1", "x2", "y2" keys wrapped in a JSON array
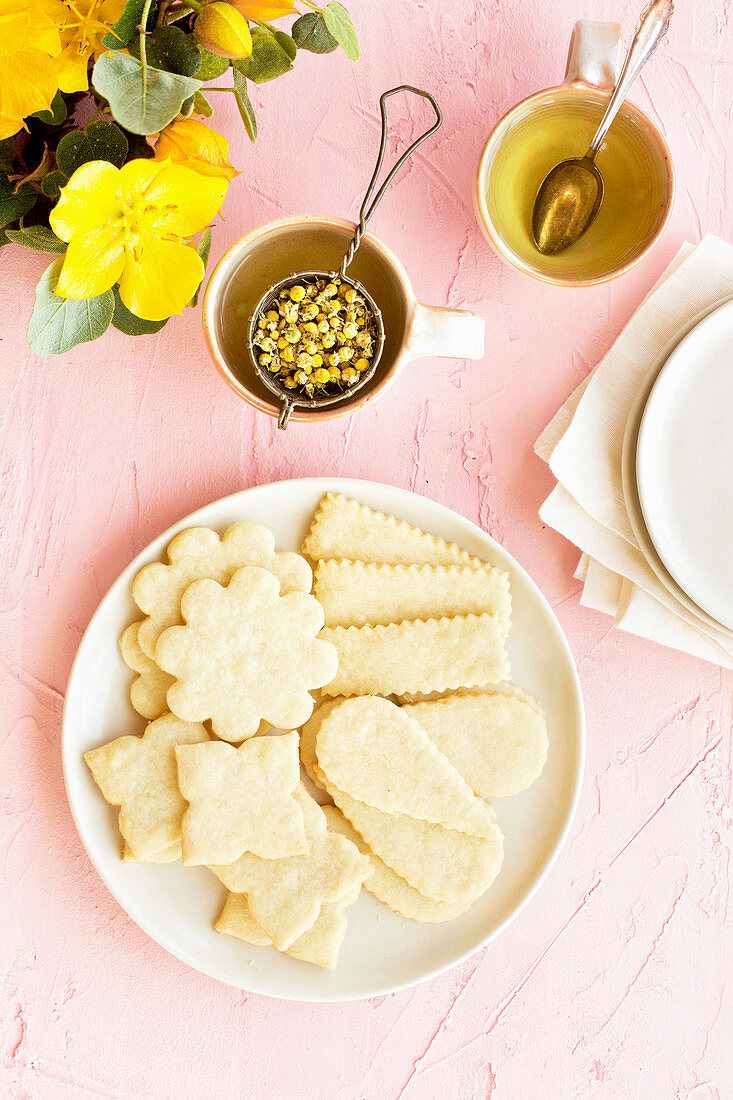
[
  {"x1": 192, "y1": 90, "x2": 213, "y2": 118},
  {"x1": 32, "y1": 90, "x2": 68, "y2": 126},
  {"x1": 112, "y1": 287, "x2": 167, "y2": 335},
  {"x1": 322, "y1": 2, "x2": 359, "y2": 60},
  {"x1": 190, "y1": 226, "x2": 212, "y2": 307},
  {"x1": 233, "y1": 27, "x2": 294, "y2": 84},
  {"x1": 232, "y1": 70, "x2": 257, "y2": 142},
  {"x1": 102, "y1": 0, "x2": 154, "y2": 49},
  {"x1": 92, "y1": 52, "x2": 203, "y2": 135},
  {"x1": 86, "y1": 120, "x2": 129, "y2": 167},
  {"x1": 273, "y1": 30, "x2": 297, "y2": 61},
  {"x1": 41, "y1": 169, "x2": 67, "y2": 199},
  {"x1": 195, "y1": 46, "x2": 230, "y2": 81},
  {"x1": 292, "y1": 13, "x2": 337, "y2": 54},
  {"x1": 153, "y1": 26, "x2": 201, "y2": 77},
  {"x1": 0, "y1": 138, "x2": 14, "y2": 174},
  {"x1": 126, "y1": 35, "x2": 162, "y2": 68},
  {"x1": 27, "y1": 259, "x2": 115, "y2": 355},
  {"x1": 57, "y1": 121, "x2": 130, "y2": 177},
  {"x1": 55, "y1": 131, "x2": 90, "y2": 177},
  {"x1": 0, "y1": 176, "x2": 35, "y2": 228},
  {"x1": 5, "y1": 224, "x2": 67, "y2": 254}
]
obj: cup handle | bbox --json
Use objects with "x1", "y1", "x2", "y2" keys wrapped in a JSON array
[
  {"x1": 564, "y1": 20, "x2": 624, "y2": 91},
  {"x1": 404, "y1": 302, "x2": 485, "y2": 363}
]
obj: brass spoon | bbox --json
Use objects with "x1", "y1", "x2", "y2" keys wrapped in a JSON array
[{"x1": 532, "y1": 0, "x2": 674, "y2": 256}]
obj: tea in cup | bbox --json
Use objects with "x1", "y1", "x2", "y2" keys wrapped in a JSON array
[{"x1": 474, "y1": 20, "x2": 674, "y2": 285}]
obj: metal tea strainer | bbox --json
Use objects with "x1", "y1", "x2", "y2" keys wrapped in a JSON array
[{"x1": 248, "y1": 85, "x2": 442, "y2": 429}]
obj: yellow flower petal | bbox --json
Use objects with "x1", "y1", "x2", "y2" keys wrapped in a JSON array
[
  {"x1": 195, "y1": 3, "x2": 251, "y2": 59},
  {"x1": 231, "y1": 0, "x2": 295, "y2": 18},
  {"x1": 55, "y1": 41, "x2": 92, "y2": 93},
  {"x1": 0, "y1": 47, "x2": 58, "y2": 127},
  {"x1": 118, "y1": 234, "x2": 204, "y2": 321},
  {"x1": 145, "y1": 164, "x2": 228, "y2": 237},
  {"x1": 50, "y1": 161, "x2": 122, "y2": 241},
  {"x1": 153, "y1": 119, "x2": 239, "y2": 181},
  {"x1": 55, "y1": 224, "x2": 125, "y2": 298},
  {"x1": 117, "y1": 157, "x2": 167, "y2": 200}
]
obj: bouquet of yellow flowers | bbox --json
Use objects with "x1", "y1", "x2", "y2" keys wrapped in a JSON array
[{"x1": 1, "y1": 0, "x2": 358, "y2": 353}]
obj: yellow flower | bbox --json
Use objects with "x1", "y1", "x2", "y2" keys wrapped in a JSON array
[
  {"x1": 53, "y1": 0, "x2": 126, "y2": 94},
  {"x1": 230, "y1": 0, "x2": 295, "y2": 17},
  {"x1": 195, "y1": 2, "x2": 251, "y2": 58},
  {"x1": 49, "y1": 159, "x2": 228, "y2": 321},
  {"x1": 0, "y1": 0, "x2": 62, "y2": 139},
  {"x1": 153, "y1": 119, "x2": 240, "y2": 181}
]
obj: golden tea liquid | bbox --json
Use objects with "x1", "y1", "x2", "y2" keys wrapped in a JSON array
[{"x1": 485, "y1": 91, "x2": 671, "y2": 282}]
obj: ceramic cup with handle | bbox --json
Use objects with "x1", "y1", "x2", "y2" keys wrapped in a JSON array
[
  {"x1": 474, "y1": 20, "x2": 674, "y2": 285},
  {"x1": 202, "y1": 215, "x2": 485, "y2": 425}
]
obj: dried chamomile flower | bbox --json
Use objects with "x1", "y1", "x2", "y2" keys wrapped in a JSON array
[{"x1": 253, "y1": 274, "x2": 379, "y2": 400}]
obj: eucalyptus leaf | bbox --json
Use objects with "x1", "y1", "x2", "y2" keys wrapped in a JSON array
[
  {"x1": 92, "y1": 52, "x2": 203, "y2": 136},
  {"x1": 0, "y1": 177, "x2": 35, "y2": 228},
  {"x1": 5, "y1": 224, "x2": 67, "y2": 254},
  {"x1": 153, "y1": 26, "x2": 201, "y2": 77},
  {"x1": 190, "y1": 227, "x2": 212, "y2": 307},
  {"x1": 180, "y1": 94, "x2": 195, "y2": 118},
  {"x1": 232, "y1": 70, "x2": 257, "y2": 142},
  {"x1": 28, "y1": 259, "x2": 115, "y2": 355},
  {"x1": 192, "y1": 90, "x2": 213, "y2": 118},
  {"x1": 112, "y1": 288, "x2": 167, "y2": 335},
  {"x1": 233, "y1": 27, "x2": 293, "y2": 84},
  {"x1": 323, "y1": 2, "x2": 359, "y2": 60},
  {"x1": 32, "y1": 90, "x2": 68, "y2": 126},
  {"x1": 102, "y1": 0, "x2": 154, "y2": 49},
  {"x1": 195, "y1": 46, "x2": 230, "y2": 81},
  {"x1": 292, "y1": 13, "x2": 337, "y2": 54}
]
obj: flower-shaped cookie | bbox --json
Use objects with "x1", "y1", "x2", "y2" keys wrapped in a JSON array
[
  {"x1": 119, "y1": 622, "x2": 174, "y2": 720},
  {"x1": 133, "y1": 523, "x2": 313, "y2": 659},
  {"x1": 84, "y1": 713, "x2": 210, "y2": 861},
  {"x1": 156, "y1": 565, "x2": 338, "y2": 742}
]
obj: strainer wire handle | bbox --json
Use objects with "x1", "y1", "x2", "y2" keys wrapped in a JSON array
[{"x1": 340, "y1": 85, "x2": 442, "y2": 276}]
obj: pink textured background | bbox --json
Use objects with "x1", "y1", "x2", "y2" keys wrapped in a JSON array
[{"x1": 2, "y1": 0, "x2": 731, "y2": 1096}]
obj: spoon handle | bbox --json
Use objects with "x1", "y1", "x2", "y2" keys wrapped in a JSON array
[{"x1": 587, "y1": 0, "x2": 674, "y2": 158}]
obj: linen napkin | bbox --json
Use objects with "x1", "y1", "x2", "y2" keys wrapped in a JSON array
[{"x1": 535, "y1": 235, "x2": 733, "y2": 669}]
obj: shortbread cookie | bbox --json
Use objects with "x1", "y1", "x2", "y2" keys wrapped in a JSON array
[
  {"x1": 215, "y1": 879, "x2": 362, "y2": 969},
  {"x1": 299, "y1": 699, "x2": 339, "y2": 788},
  {"x1": 315, "y1": 697, "x2": 497, "y2": 838},
  {"x1": 405, "y1": 690, "x2": 548, "y2": 798},
  {"x1": 328, "y1": 786, "x2": 503, "y2": 905},
  {"x1": 323, "y1": 806, "x2": 474, "y2": 923},
  {"x1": 321, "y1": 613, "x2": 510, "y2": 698},
  {"x1": 156, "y1": 566, "x2": 338, "y2": 742},
  {"x1": 175, "y1": 732, "x2": 306, "y2": 865},
  {"x1": 133, "y1": 523, "x2": 312, "y2": 658},
  {"x1": 314, "y1": 560, "x2": 511, "y2": 629},
  {"x1": 84, "y1": 713, "x2": 209, "y2": 861},
  {"x1": 210, "y1": 790, "x2": 370, "y2": 949},
  {"x1": 302, "y1": 493, "x2": 484, "y2": 567},
  {"x1": 122, "y1": 842, "x2": 179, "y2": 863},
  {"x1": 119, "y1": 622, "x2": 174, "y2": 720}
]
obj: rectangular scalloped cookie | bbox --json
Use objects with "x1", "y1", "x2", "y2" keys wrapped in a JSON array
[
  {"x1": 302, "y1": 493, "x2": 485, "y2": 567},
  {"x1": 321, "y1": 613, "x2": 510, "y2": 698},
  {"x1": 314, "y1": 560, "x2": 511, "y2": 629}
]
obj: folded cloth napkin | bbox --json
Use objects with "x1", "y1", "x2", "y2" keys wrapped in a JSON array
[{"x1": 535, "y1": 235, "x2": 733, "y2": 669}]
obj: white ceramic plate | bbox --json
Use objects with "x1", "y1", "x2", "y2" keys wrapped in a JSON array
[
  {"x1": 621, "y1": 296, "x2": 733, "y2": 637},
  {"x1": 62, "y1": 478, "x2": 584, "y2": 1002},
  {"x1": 637, "y1": 300, "x2": 733, "y2": 633}
]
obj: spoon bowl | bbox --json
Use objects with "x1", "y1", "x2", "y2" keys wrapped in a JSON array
[{"x1": 532, "y1": 157, "x2": 604, "y2": 255}]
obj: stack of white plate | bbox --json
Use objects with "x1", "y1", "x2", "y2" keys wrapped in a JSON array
[{"x1": 622, "y1": 296, "x2": 733, "y2": 637}]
